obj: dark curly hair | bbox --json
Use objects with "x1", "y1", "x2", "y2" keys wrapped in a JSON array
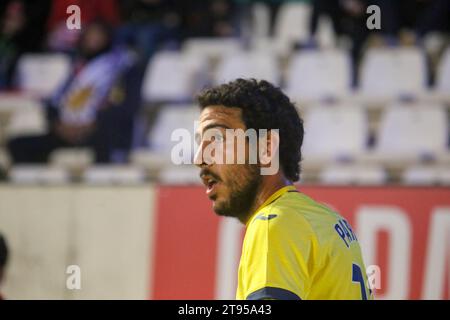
[
  {"x1": 197, "y1": 78, "x2": 304, "y2": 182},
  {"x1": 0, "y1": 233, "x2": 7, "y2": 268}
]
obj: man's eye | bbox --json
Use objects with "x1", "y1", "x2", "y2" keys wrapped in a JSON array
[{"x1": 214, "y1": 133, "x2": 224, "y2": 142}]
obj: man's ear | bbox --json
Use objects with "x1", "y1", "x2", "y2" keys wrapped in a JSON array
[{"x1": 259, "y1": 129, "x2": 280, "y2": 166}]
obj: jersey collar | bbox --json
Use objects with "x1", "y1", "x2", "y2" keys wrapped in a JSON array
[{"x1": 245, "y1": 185, "x2": 297, "y2": 227}]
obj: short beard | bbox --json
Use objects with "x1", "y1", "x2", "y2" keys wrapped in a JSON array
[{"x1": 213, "y1": 165, "x2": 262, "y2": 222}]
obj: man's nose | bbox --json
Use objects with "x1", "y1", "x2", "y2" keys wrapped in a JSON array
[{"x1": 194, "y1": 140, "x2": 210, "y2": 168}]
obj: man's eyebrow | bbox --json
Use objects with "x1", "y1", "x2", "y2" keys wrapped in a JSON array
[{"x1": 202, "y1": 123, "x2": 231, "y2": 132}]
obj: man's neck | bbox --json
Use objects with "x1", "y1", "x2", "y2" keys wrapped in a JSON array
[{"x1": 240, "y1": 174, "x2": 292, "y2": 225}]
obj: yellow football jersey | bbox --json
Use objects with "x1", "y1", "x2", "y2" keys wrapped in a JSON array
[{"x1": 236, "y1": 185, "x2": 373, "y2": 300}]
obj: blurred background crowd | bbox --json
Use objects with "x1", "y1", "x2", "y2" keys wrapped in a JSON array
[{"x1": 0, "y1": 0, "x2": 449, "y2": 185}]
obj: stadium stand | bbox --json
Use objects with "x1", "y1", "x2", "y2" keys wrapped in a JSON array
[
  {"x1": 214, "y1": 50, "x2": 280, "y2": 85},
  {"x1": 49, "y1": 148, "x2": 94, "y2": 171},
  {"x1": 0, "y1": 0, "x2": 449, "y2": 185},
  {"x1": 319, "y1": 163, "x2": 388, "y2": 185},
  {"x1": 141, "y1": 51, "x2": 209, "y2": 103},
  {"x1": 435, "y1": 47, "x2": 450, "y2": 96},
  {"x1": 147, "y1": 104, "x2": 199, "y2": 154},
  {"x1": 359, "y1": 47, "x2": 427, "y2": 102},
  {"x1": 15, "y1": 53, "x2": 71, "y2": 98},
  {"x1": 158, "y1": 165, "x2": 202, "y2": 185},
  {"x1": 371, "y1": 102, "x2": 448, "y2": 164},
  {"x1": 285, "y1": 49, "x2": 352, "y2": 103},
  {"x1": 8, "y1": 165, "x2": 70, "y2": 184},
  {"x1": 0, "y1": 95, "x2": 47, "y2": 145},
  {"x1": 273, "y1": 2, "x2": 312, "y2": 55},
  {"x1": 181, "y1": 38, "x2": 242, "y2": 61},
  {"x1": 301, "y1": 103, "x2": 368, "y2": 165},
  {"x1": 82, "y1": 165, "x2": 146, "y2": 185},
  {"x1": 402, "y1": 164, "x2": 450, "y2": 186}
]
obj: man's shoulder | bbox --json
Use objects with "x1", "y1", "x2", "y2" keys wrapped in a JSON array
[
  {"x1": 248, "y1": 191, "x2": 344, "y2": 244},
  {"x1": 269, "y1": 191, "x2": 340, "y2": 224},
  {"x1": 248, "y1": 198, "x2": 315, "y2": 239}
]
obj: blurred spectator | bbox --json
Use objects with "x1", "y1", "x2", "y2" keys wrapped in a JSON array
[
  {"x1": 310, "y1": 0, "x2": 370, "y2": 85},
  {"x1": 369, "y1": 0, "x2": 433, "y2": 40},
  {"x1": 46, "y1": 0, "x2": 120, "y2": 53},
  {"x1": 179, "y1": 0, "x2": 239, "y2": 38},
  {"x1": 0, "y1": 0, "x2": 51, "y2": 89},
  {"x1": 115, "y1": 0, "x2": 181, "y2": 61},
  {"x1": 0, "y1": 233, "x2": 8, "y2": 300},
  {"x1": 416, "y1": 0, "x2": 450, "y2": 37},
  {"x1": 8, "y1": 21, "x2": 142, "y2": 163},
  {"x1": 341, "y1": 0, "x2": 448, "y2": 41},
  {"x1": 234, "y1": 0, "x2": 308, "y2": 36},
  {"x1": 0, "y1": 1, "x2": 25, "y2": 89}
]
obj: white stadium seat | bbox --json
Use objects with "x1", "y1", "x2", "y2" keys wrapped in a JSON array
[
  {"x1": 374, "y1": 103, "x2": 448, "y2": 161},
  {"x1": 302, "y1": 103, "x2": 368, "y2": 162},
  {"x1": 438, "y1": 166, "x2": 450, "y2": 185},
  {"x1": 402, "y1": 165, "x2": 440, "y2": 185},
  {"x1": 319, "y1": 164, "x2": 388, "y2": 185},
  {"x1": 129, "y1": 149, "x2": 166, "y2": 169},
  {"x1": 214, "y1": 51, "x2": 280, "y2": 85},
  {"x1": 16, "y1": 53, "x2": 70, "y2": 98},
  {"x1": 158, "y1": 165, "x2": 201, "y2": 185},
  {"x1": 49, "y1": 148, "x2": 94, "y2": 171},
  {"x1": 402, "y1": 165, "x2": 450, "y2": 185},
  {"x1": 9, "y1": 165, "x2": 70, "y2": 184},
  {"x1": 0, "y1": 148, "x2": 10, "y2": 170},
  {"x1": 273, "y1": 2, "x2": 312, "y2": 55},
  {"x1": 435, "y1": 47, "x2": 450, "y2": 96},
  {"x1": 286, "y1": 49, "x2": 352, "y2": 102},
  {"x1": 251, "y1": 2, "x2": 271, "y2": 38},
  {"x1": 82, "y1": 166, "x2": 146, "y2": 185},
  {"x1": 141, "y1": 51, "x2": 208, "y2": 103},
  {"x1": 148, "y1": 104, "x2": 200, "y2": 159},
  {"x1": 182, "y1": 38, "x2": 242, "y2": 60},
  {"x1": 314, "y1": 15, "x2": 336, "y2": 49},
  {"x1": 2, "y1": 96, "x2": 47, "y2": 139},
  {"x1": 359, "y1": 47, "x2": 426, "y2": 100}
]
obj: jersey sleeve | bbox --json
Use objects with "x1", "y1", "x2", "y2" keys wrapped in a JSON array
[{"x1": 238, "y1": 210, "x2": 317, "y2": 300}]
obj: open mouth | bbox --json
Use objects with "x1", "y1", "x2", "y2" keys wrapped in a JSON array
[{"x1": 206, "y1": 178, "x2": 218, "y2": 194}]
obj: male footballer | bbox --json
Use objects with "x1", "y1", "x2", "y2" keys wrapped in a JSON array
[{"x1": 195, "y1": 79, "x2": 373, "y2": 300}]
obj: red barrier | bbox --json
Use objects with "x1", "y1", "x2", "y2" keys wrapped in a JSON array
[{"x1": 151, "y1": 186, "x2": 450, "y2": 300}]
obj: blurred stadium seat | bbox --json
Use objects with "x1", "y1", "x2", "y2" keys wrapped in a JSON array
[
  {"x1": 141, "y1": 51, "x2": 208, "y2": 103},
  {"x1": 15, "y1": 53, "x2": 70, "y2": 98},
  {"x1": 0, "y1": 147, "x2": 10, "y2": 171},
  {"x1": 435, "y1": 47, "x2": 450, "y2": 97},
  {"x1": 214, "y1": 50, "x2": 280, "y2": 85},
  {"x1": 49, "y1": 148, "x2": 95, "y2": 171},
  {"x1": 301, "y1": 103, "x2": 368, "y2": 166},
  {"x1": 9, "y1": 165, "x2": 70, "y2": 184},
  {"x1": 158, "y1": 165, "x2": 201, "y2": 185},
  {"x1": 319, "y1": 163, "x2": 388, "y2": 185},
  {"x1": 148, "y1": 104, "x2": 199, "y2": 155},
  {"x1": 129, "y1": 149, "x2": 167, "y2": 180},
  {"x1": 402, "y1": 164, "x2": 450, "y2": 185},
  {"x1": 82, "y1": 165, "x2": 146, "y2": 185},
  {"x1": 250, "y1": 2, "x2": 271, "y2": 39},
  {"x1": 2, "y1": 96, "x2": 47, "y2": 139},
  {"x1": 273, "y1": 2, "x2": 312, "y2": 55},
  {"x1": 359, "y1": 47, "x2": 427, "y2": 101},
  {"x1": 286, "y1": 49, "x2": 352, "y2": 103},
  {"x1": 182, "y1": 38, "x2": 242, "y2": 61},
  {"x1": 314, "y1": 15, "x2": 337, "y2": 49},
  {"x1": 371, "y1": 102, "x2": 448, "y2": 164}
]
